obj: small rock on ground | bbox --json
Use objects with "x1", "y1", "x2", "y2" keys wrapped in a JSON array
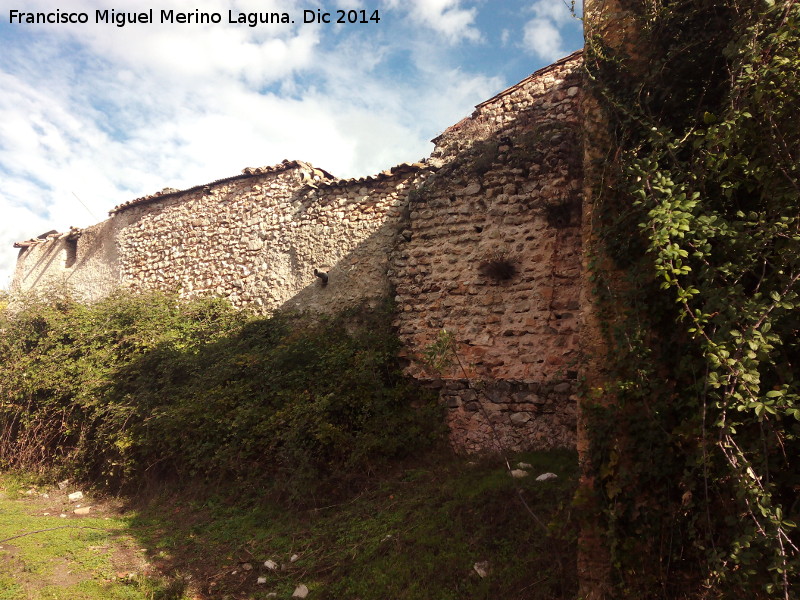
[
  {"x1": 536, "y1": 472, "x2": 558, "y2": 481},
  {"x1": 293, "y1": 583, "x2": 309, "y2": 598},
  {"x1": 510, "y1": 469, "x2": 529, "y2": 479},
  {"x1": 473, "y1": 561, "x2": 490, "y2": 578}
]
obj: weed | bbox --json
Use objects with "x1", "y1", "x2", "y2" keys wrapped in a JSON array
[{"x1": 478, "y1": 249, "x2": 519, "y2": 282}]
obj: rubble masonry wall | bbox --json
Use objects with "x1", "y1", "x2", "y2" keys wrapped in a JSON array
[{"x1": 11, "y1": 52, "x2": 584, "y2": 454}]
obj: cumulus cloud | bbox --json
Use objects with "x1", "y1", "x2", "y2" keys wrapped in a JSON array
[
  {"x1": 521, "y1": 0, "x2": 579, "y2": 61},
  {"x1": 523, "y1": 19, "x2": 564, "y2": 61}
]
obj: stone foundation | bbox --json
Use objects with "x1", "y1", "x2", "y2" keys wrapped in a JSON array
[{"x1": 429, "y1": 378, "x2": 578, "y2": 453}]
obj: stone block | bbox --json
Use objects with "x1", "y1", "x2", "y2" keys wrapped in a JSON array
[{"x1": 510, "y1": 413, "x2": 531, "y2": 426}]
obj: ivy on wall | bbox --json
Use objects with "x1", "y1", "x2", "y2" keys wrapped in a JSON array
[{"x1": 585, "y1": 0, "x2": 799, "y2": 597}]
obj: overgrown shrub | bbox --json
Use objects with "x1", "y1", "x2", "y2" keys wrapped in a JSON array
[
  {"x1": 586, "y1": 0, "x2": 800, "y2": 597},
  {"x1": 0, "y1": 291, "x2": 440, "y2": 498}
]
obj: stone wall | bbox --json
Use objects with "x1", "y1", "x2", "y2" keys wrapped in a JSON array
[
  {"x1": 11, "y1": 220, "x2": 122, "y2": 301},
  {"x1": 111, "y1": 160, "x2": 428, "y2": 314},
  {"x1": 391, "y1": 51, "x2": 583, "y2": 452},
  {"x1": 13, "y1": 160, "x2": 429, "y2": 316},
  {"x1": 11, "y1": 51, "x2": 584, "y2": 455}
]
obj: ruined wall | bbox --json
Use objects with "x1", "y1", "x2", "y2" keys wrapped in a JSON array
[
  {"x1": 14, "y1": 160, "x2": 428, "y2": 315},
  {"x1": 12, "y1": 219, "x2": 122, "y2": 301},
  {"x1": 11, "y1": 52, "x2": 584, "y2": 456},
  {"x1": 391, "y1": 52, "x2": 583, "y2": 452},
  {"x1": 112, "y1": 160, "x2": 427, "y2": 314}
]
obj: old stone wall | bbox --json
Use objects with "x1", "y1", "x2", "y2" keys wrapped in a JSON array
[
  {"x1": 13, "y1": 160, "x2": 429, "y2": 315},
  {"x1": 391, "y1": 52, "x2": 583, "y2": 452},
  {"x1": 11, "y1": 220, "x2": 122, "y2": 301},
  {"x1": 11, "y1": 51, "x2": 584, "y2": 456},
  {"x1": 112, "y1": 160, "x2": 428, "y2": 314}
]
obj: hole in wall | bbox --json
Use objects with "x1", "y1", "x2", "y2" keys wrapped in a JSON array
[
  {"x1": 479, "y1": 249, "x2": 518, "y2": 282},
  {"x1": 65, "y1": 238, "x2": 77, "y2": 268},
  {"x1": 544, "y1": 200, "x2": 576, "y2": 229}
]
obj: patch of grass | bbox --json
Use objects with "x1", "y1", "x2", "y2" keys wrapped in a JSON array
[
  {"x1": 0, "y1": 476, "x2": 188, "y2": 600},
  {"x1": 122, "y1": 449, "x2": 578, "y2": 600},
  {"x1": 0, "y1": 575, "x2": 24, "y2": 600},
  {"x1": 2, "y1": 449, "x2": 577, "y2": 599}
]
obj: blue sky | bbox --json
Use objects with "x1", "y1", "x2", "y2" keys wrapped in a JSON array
[{"x1": 0, "y1": 0, "x2": 583, "y2": 288}]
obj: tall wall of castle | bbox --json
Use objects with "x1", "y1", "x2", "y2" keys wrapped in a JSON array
[{"x1": 12, "y1": 51, "x2": 584, "y2": 455}]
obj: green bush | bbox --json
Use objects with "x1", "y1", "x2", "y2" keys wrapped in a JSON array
[{"x1": 0, "y1": 291, "x2": 440, "y2": 497}]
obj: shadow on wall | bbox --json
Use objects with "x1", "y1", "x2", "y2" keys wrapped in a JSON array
[{"x1": 252, "y1": 183, "x2": 410, "y2": 315}]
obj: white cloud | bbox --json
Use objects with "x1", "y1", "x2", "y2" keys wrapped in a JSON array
[
  {"x1": 334, "y1": 0, "x2": 364, "y2": 8},
  {"x1": 521, "y1": 0, "x2": 580, "y2": 61},
  {"x1": 523, "y1": 18, "x2": 564, "y2": 61},
  {"x1": 384, "y1": 0, "x2": 481, "y2": 44},
  {"x1": 0, "y1": 0, "x2": 506, "y2": 288},
  {"x1": 530, "y1": 0, "x2": 575, "y2": 25}
]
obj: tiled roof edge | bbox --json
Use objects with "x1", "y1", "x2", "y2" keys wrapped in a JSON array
[
  {"x1": 302, "y1": 161, "x2": 435, "y2": 192},
  {"x1": 474, "y1": 49, "x2": 583, "y2": 110},
  {"x1": 109, "y1": 159, "x2": 333, "y2": 215}
]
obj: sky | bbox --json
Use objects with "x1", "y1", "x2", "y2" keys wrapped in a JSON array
[{"x1": 0, "y1": 0, "x2": 583, "y2": 289}]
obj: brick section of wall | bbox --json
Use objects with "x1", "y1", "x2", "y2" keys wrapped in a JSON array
[{"x1": 391, "y1": 53, "x2": 583, "y2": 452}]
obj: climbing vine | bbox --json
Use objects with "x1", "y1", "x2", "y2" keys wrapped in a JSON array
[{"x1": 585, "y1": 0, "x2": 800, "y2": 597}]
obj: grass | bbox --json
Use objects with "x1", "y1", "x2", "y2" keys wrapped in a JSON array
[
  {"x1": 0, "y1": 474, "x2": 187, "y2": 600},
  {"x1": 0, "y1": 449, "x2": 578, "y2": 599}
]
